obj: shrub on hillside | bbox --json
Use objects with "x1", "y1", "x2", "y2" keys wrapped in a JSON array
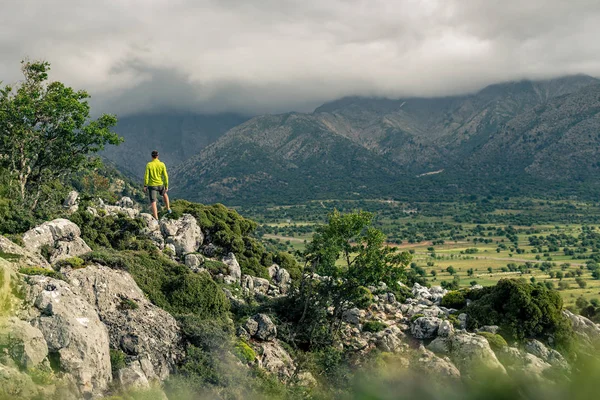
[
  {"x1": 83, "y1": 250, "x2": 229, "y2": 319},
  {"x1": 362, "y1": 321, "x2": 387, "y2": 333},
  {"x1": 465, "y1": 279, "x2": 573, "y2": 351},
  {"x1": 441, "y1": 290, "x2": 467, "y2": 309},
  {"x1": 477, "y1": 332, "x2": 508, "y2": 351}
]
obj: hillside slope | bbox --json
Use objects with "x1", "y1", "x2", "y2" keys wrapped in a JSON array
[{"x1": 171, "y1": 76, "x2": 600, "y2": 204}]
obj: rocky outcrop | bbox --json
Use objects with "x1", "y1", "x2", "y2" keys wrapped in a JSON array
[
  {"x1": 563, "y1": 309, "x2": 600, "y2": 347},
  {"x1": 66, "y1": 265, "x2": 184, "y2": 382},
  {"x1": 411, "y1": 317, "x2": 442, "y2": 339},
  {"x1": 415, "y1": 346, "x2": 461, "y2": 381},
  {"x1": 245, "y1": 314, "x2": 277, "y2": 341},
  {"x1": 160, "y1": 214, "x2": 204, "y2": 257},
  {"x1": 497, "y1": 346, "x2": 552, "y2": 381},
  {"x1": 25, "y1": 276, "x2": 112, "y2": 396},
  {"x1": 22, "y1": 219, "x2": 91, "y2": 264},
  {"x1": 63, "y1": 191, "x2": 79, "y2": 213},
  {"x1": 0, "y1": 317, "x2": 48, "y2": 369},
  {"x1": 257, "y1": 340, "x2": 295, "y2": 380},
  {"x1": 222, "y1": 252, "x2": 242, "y2": 284},
  {"x1": 427, "y1": 331, "x2": 506, "y2": 377},
  {"x1": 0, "y1": 236, "x2": 50, "y2": 268}
]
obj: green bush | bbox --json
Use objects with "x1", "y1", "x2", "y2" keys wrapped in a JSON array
[
  {"x1": 441, "y1": 290, "x2": 467, "y2": 309},
  {"x1": 119, "y1": 297, "x2": 139, "y2": 310},
  {"x1": 54, "y1": 256, "x2": 85, "y2": 270},
  {"x1": 83, "y1": 250, "x2": 229, "y2": 319},
  {"x1": 354, "y1": 286, "x2": 374, "y2": 309},
  {"x1": 18, "y1": 267, "x2": 64, "y2": 280},
  {"x1": 477, "y1": 332, "x2": 508, "y2": 351},
  {"x1": 233, "y1": 340, "x2": 256, "y2": 363},
  {"x1": 362, "y1": 321, "x2": 387, "y2": 333},
  {"x1": 0, "y1": 251, "x2": 21, "y2": 262},
  {"x1": 465, "y1": 279, "x2": 574, "y2": 352},
  {"x1": 110, "y1": 349, "x2": 127, "y2": 373},
  {"x1": 203, "y1": 260, "x2": 229, "y2": 276}
]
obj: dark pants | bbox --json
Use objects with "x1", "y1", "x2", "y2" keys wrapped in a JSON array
[{"x1": 147, "y1": 186, "x2": 165, "y2": 203}]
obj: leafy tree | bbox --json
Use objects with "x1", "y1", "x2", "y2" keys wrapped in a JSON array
[
  {"x1": 446, "y1": 266, "x2": 456, "y2": 275},
  {"x1": 0, "y1": 60, "x2": 121, "y2": 209},
  {"x1": 283, "y1": 210, "x2": 411, "y2": 348}
]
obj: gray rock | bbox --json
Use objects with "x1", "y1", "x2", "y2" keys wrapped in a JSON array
[
  {"x1": 162, "y1": 214, "x2": 204, "y2": 257},
  {"x1": 66, "y1": 265, "x2": 184, "y2": 381},
  {"x1": 524, "y1": 339, "x2": 569, "y2": 371},
  {"x1": 562, "y1": 310, "x2": 600, "y2": 347},
  {"x1": 117, "y1": 361, "x2": 150, "y2": 389},
  {"x1": 428, "y1": 331, "x2": 506, "y2": 377},
  {"x1": 477, "y1": 325, "x2": 500, "y2": 334},
  {"x1": 342, "y1": 308, "x2": 362, "y2": 325},
  {"x1": 103, "y1": 205, "x2": 139, "y2": 219},
  {"x1": 438, "y1": 319, "x2": 455, "y2": 338},
  {"x1": 140, "y1": 213, "x2": 159, "y2": 232},
  {"x1": 63, "y1": 191, "x2": 79, "y2": 212},
  {"x1": 201, "y1": 243, "x2": 218, "y2": 257},
  {"x1": 185, "y1": 254, "x2": 205, "y2": 270},
  {"x1": 275, "y1": 268, "x2": 291, "y2": 286},
  {"x1": 498, "y1": 346, "x2": 552, "y2": 380},
  {"x1": 147, "y1": 231, "x2": 165, "y2": 250},
  {"x1": 254, "y1": 314, "x2": 277, "y2": 341},
  {"x1": 471, "y1": 284, "x2": 484, "y2": 290},
  {"x1": 116, "y1": 197, "x2": 135, "y2": 208},
  {"x1": 411, "y1": 317, "x2": 442, "y2": 339},
  {"x1": 257, "y1": 340, "x2": 295, "y2": 380},
  {"x1": 253, "y1": 277, "x2": 270, "y2": 295},
  {"x1": 375, "y1": 330, "x2": 404, "y2": 353},
  {"x1": 412, "y1": 283, "x2": 431, "y2": 300},
  {"x1": 26, "y1": 276, "x2": 112, "y2": 396},
  {"x1": 241, "y1": 275, "x2": 255, "y2": 293},
  {"x1": 0, "y1": 317, "x2": 48, "y2": 369},
  {"x1": 244, "y1": 318, "x2": 259, "y2": 337},
  {"x1": 222, "y1": 252, "x2": 242, "y2": 283},
  {"x1": 268, "y1": 264, "x2": 279, "y2": 279},
  {"x1": 0, "y1": 236, "x2": 50, "y2": 268},
  {"x1": 416, "y1": 347, "x2": 461, "y2": 381},
  {"x1": 236, "y1": 327, "x2": 250, "y2": 341},
  {"x1": 22, "y1": 219, "x2": 91, "y2": 264},
  {"x1": 458, "y1": 313, "x2": 468, "y2": 330}
]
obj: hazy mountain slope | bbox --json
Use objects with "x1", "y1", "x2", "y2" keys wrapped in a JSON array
[
  {"x1": 173, "y1": 113, "x2": 400, "y2": 204},
  {"x1": 171, "y1": 76, "x2": 600, "y2": 204},
  {"x1": 103, "y1": 113, "x2": 249, "y2": 177}
]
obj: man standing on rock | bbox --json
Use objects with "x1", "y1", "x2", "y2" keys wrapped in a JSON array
[{"x1": 144, "y1": 150, "x2": 172, "y2": 219}]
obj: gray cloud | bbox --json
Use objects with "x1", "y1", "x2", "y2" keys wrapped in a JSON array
[{"x1": 1, "y1": 0, "x2": 599, "y2": 116}]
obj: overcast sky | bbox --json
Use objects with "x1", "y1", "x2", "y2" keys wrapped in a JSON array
[{"x1": 1, "y1": 0, "x2": 599, "y2": 116}]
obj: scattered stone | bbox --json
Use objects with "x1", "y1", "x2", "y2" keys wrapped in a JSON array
[
  {"x1": 222, "y1": 252, "x2": 242, "y2": 284},
  {"x1": 161, "y1": 214, "x2": 204, "y2": 257},
  {"x1": 63, "y1": 191, "x2": 79, "y2": 213},
  {"x1": 184, "y1": 253, "x2": 205, "y2": 270},
  {"x1": 342, "y1": 308, "x2": 362, "y2": 325},
  {"x1": 411, "y1": 317, "x2": 442, "y2": 339},
  {"x1": 0, "y1": 317, "x2": 48, "y2": 369}
]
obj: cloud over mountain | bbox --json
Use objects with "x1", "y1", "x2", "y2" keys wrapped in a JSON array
[{"x1": 1, "y1": 0, "x2": 599, "y2": 115}]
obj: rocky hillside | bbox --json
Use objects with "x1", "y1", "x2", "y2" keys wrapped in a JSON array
[
  {"x1": 1, "y1": 195, "x2": 599, "y2": 399},
  {"x1": 103, "y1": 112, "x2": 249, "y2": 178},
  {"x1": 171, "y1": 76, "x2": 600, "y2": 204}
]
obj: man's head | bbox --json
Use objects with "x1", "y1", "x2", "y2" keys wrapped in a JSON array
[{"x1": 151, "y1": 150, "x2": 159, "y2": 159}]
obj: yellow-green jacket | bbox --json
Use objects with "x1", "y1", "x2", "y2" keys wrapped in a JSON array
[{"x1": 144, "y1": 159, "x2": 169, "y2": 188}]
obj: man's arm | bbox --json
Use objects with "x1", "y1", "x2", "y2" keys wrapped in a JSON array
[
  {"x1": 162, "y1": 163, "x2": 169, "y2": 189},
  {"x1": 144, "y1": 164, "x2": 149, "y2": 191}
]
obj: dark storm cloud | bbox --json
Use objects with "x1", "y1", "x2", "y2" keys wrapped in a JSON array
[{"x1": 1, "y1": 0, "x2": 599, "y2": 115}]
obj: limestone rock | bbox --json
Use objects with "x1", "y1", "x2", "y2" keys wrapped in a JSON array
[
  {"x1": 185, "y1": 254, "x2": 205, "y2": 271},
  {"x1": 411, "y1": 317, "x2": 442, "y2": 339},
  {"x1": 117, "y1": 361, "x2": 150, "y2": 389},
  {"x1": 416, "y1": 347, "x2": 461, "y2": 381},
  {"x1": 116, "y1": 197, "x2": 135, "y2": 208},
  {"x1": 140, "y1": 213, "x2": 159, "y2": 232},
  {"x1": 0, "y1": 236, "x2": 50, "y2": 268},
  {"x1": 63, "y1": 191, "x2": 79, "y2": 213},
  {"x1": 161, "y1": 214, "x2": 204, "y2": 257},
  {"x1": 524, "y1": 339, "x2": 569, "y2": 371},
  {"x1": 498, "y1": 346, "x2": 552, "y2": 380},
  {"x1": 342, "y1": 308, "x2": 362, "y2": 325},
  {"x1": 66, "y1": 265, "x2": 184, "y2": 381},
  {"x1": 563, "y1": 309, "x2": 600, "y2": 346},
  {"x1": 428, "y1": 331, "x2": 506, "y2": 377},
  {"x1": 22, "y1": 219, "x2": 91, "y2": 263},
  {"x1": 246, "y1": 314, "x2": 277, "y2": 341},
  {"x1": 222, "y1": 252, "x2": 242, "y2": 283},
  {"x1": 253, "y1": 277, "x2": 270, "y2": 295},
  {"x1": 26, "y1": 276, "x2": 112, "y2": 396},
  {"x1": 0, "y1": 317, "x2": 48, "y2": 369},
  {"x1": 257, "y1": 340, "x2": 295, "y2": 380}
]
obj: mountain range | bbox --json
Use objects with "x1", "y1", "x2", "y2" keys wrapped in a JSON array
[{"x1": 103, "y1": 75, "x2": 600, "y2": 205}]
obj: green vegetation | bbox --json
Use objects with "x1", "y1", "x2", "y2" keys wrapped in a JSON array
[
  {"x1": 233, "y1": 340, "x2": 256, "y2": 363},
  {"x1": 54, "y1": 256, "x2": 85, "y2": 270},
  {"x1": 18, "y1": 267, "x2": 64, "y2": 280},
  {"x1": 362, "y1": 321, "x2": 387, "y2": 333},
  {"x1": 110, "y1": 349, "x2": 127, "y2": 374},
  {"x1": 441, "y1": 290, "x2": 467, "y2": 309},
  {"x1": 465, "y1": 279, "x2": 573, "y2": 352},
  {"x1": 477, "y1": 332, "x2": 508, "y2": 351}
]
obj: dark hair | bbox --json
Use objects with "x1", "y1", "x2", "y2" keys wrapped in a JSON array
[{"x1": 151, "y1": 150, "x2": 159, "y2": 158}]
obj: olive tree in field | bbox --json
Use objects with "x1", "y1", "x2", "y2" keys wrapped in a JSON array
[{"x1": 0, "y1": 61, "x2": 121, "y2": 209}]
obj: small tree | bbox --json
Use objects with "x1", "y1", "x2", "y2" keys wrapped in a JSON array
[
  {"x1": 446, "y1": 266, "x2": 456, "y2": 275},
  {"x1": 0, "y1": 60, "x2": 121, "y2": 209}
]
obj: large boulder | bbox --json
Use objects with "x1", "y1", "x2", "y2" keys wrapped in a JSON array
[
  {"x1": 411, "y1": 317, "x2": 442, "y2": 340},
  {"x1": 524, "y1": 339, "x2": 569, "y2": 371},
  {"x1": 0, "y1": 317, "x2": 48, "y2": 369},
  {"x1": 257, "y1": 340, "x2": 295, "y2": 380},
  {"x1": 25, "y1": 276, "x2": 112, "y2": 396},
  {"x1": 497, "y1": 346, "x2": 552, "y2": 381},
  {"x1": 415, "y1": 347, "x2": 461, "y2": 381},
  {"x1": 563, "y1": 310, "x2": 600, "y2": 347},
  {"x1": 222, "y1": 252, "x2": 242, "y2": 284},
  {"x1": 22, "y1": 219, "x2": 91, "y2": 264},
  {"x1": 0, "y1": 236, "x2": 50, "y2": 268},
  {"x1": 427, "y1": 331, "x2": 506, "y2": 377},
  {"x1": 246, "y1": 314, "x2": 277, "y2": 341},
  {"x1": 66, "y1": 265, "x2": 184, "y2": 381},
  {"x1": 160, "y1": 214, "x2": 204, "y2": 257},
  {"x1": 252, "y1": 277, "x2": 270, "y2": 295}
]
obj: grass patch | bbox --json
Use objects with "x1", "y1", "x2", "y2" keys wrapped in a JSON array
[
  {"x1": 18, "y1": 267, "x2": 64, "y2": 280},
  {"x1": 362, "y1": 321, "x2": 387, "y2": 333},
  {"x1": 0, "y1": 251, "x2": 22, "y2": 261}
]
